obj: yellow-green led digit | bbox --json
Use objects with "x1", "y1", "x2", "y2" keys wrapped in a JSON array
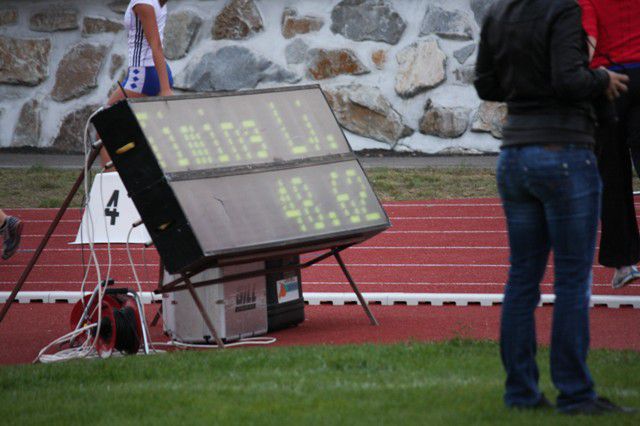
[
  {"x1": 326, "y1": 134, "x2": 340, "y2": 150},
  {"x1": 331, "y1": 167, "x2": 382, "y2": 225},
  {"x1": 219, "y1": 122, "x2": 243, "y2": 161},
  {"x1": 294, "y1": 98, "x2": 320, "y2": 152},
  {"x1": 162, "y1": 126, "x2": 190, "y2": 168},
  {"x1": 277, "y1": 178, "x2": 307, "y2": 232},
  {"x1": 180, "y1": 124, "x2": 213, "y2": 166},
  {"x1": 146, "y1": 136, "x2": 167, "y2": 169},
  {"x1": 277, "y1": 176, "x2": 331, "y2": 233},
  {"x1": 270, "y1": 101, "x2": 304, "y2": 155},
  {"x1": 135, "y1": 112, "x2": 148, "y2": 130},
  {"x1": 241, "y1": 119, "x2": 270, "y2": 161},
  {"x1": 202, "y1": 123, "x2": 229, "y2": 164}
]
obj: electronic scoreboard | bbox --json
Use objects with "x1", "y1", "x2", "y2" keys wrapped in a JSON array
[{"x1": 92, "y1": 85, "x2": 390, "y2": 273}]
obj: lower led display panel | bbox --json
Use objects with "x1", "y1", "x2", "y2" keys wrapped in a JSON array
[{"x1": 170, "y1": 160, "x2": 387, "y2": 257}]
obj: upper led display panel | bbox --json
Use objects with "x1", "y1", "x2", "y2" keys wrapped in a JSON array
[{"x1": 129, "y1": 87, "x2": 350, "y2": 173}]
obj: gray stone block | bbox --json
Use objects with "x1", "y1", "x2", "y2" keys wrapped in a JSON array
[
  {"x1": 454, "y1": 44, "x2": 476, "y2": 64},
  {"x1": 52, "y1": 43, "x2": 108, "y2": 102},
  {"x1": 420, "y1": 5, "x2": 474, "y2": 41},
  {"x1": 212, "y1": 0, "x2": 263, "y2": 40},
  {"x1": 0, "y1": 36, "x2": 51, "y2": 86},
  {"x1": 419, "y1": 100, "x2": 470, "y2": 139},
  {"x1": 164, "y1": 10, "x2": 202, "y2": 60},
  {"x1": 324, "y1": 84, "x2": 413, "y2": 145},
  {"x1": 331, "y1": 0, "x2": 406, "y2": 45},
  {"x1": 285, "y1": 39, "x2": 309, "y2": 65},
  {"x1": 12, "y1": 100, "x2": 41, "y2": 148},
  {"x1": 29, "y1": 8, "x2": 78, "y2": 32},
  {"x1": 174, "y1": 46, "x2": 299, "y2": 92}
]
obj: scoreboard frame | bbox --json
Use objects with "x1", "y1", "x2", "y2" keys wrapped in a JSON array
[{"x1": 92, "y1": 84, "x2": 390, "y2": 275}]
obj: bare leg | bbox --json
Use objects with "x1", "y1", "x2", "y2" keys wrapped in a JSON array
[
  {"x1": 100, "y1": 88, "x2": 145, "y2": 169},
  {"x1": 0, "y1": 209, "x2": 6, "y2": 226}
]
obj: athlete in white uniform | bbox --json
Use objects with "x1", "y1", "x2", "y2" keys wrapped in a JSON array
[
  {"x1": 101, "y1": 0, "x2": 173, "y2": 167},
  {"x1": 122, "y1": 0, "x2": 172, "y2": 95}
]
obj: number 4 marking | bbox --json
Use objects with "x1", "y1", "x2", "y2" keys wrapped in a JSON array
[{"x1": 104, "y1": 190, "x2": 120, "y2": 226}]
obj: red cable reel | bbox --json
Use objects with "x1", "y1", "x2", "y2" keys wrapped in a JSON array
[{"x1": 70, "y1": 292, "x2": 143, "y2": 357}]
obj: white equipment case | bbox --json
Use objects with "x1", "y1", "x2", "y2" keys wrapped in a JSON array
[{"x1": 162, "y1": 262, "x2": 268, "y2": 343}]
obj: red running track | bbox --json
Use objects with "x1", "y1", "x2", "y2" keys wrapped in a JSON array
[
  {"x1": 1, "y1": 304, "x2": 638, "y2": 365},
  {"x1": 0, "y1": 199, "x2": 639, "y2": 364},
  {"x1": 2, "y1": 200, "x2": 640, "y2": 296}
]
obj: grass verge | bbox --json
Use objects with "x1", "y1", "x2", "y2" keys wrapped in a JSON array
[
  {"x1": 0, "y1": 166, "x2": 499, "y2": 208},
  {"x1": 0, "y1": 166, "x2": 84, "y2": 208},
  {"x1": 0, "y1": 341, "x2": 638, "y2": 425}
]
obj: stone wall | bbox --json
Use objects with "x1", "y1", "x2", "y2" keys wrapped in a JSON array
[{"x1": 0, "y1": 0, "x2": 503, "y2": 154}]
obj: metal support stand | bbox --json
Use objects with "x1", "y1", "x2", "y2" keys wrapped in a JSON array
[
  {"x1": 0, "y1": 146, "x2": 102, "y2": 323},
  {"x1": 182, "y1": 274, "x2": 225, "y2": 348},
  {"x1": 150, "y1": 259, "x2": 164, "y2": 327},
  {"x1": 155, "y1": 245, "x2": 379, "y2": 330},
  {"x1": 150, "y1": 306, "x2": 163, "y2": 327},
  {"x1": 334, "y1": 252, "x2": 378, "y2": 326}
]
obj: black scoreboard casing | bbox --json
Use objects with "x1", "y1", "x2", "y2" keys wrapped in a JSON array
[{"x1": 91, "y1": 85, "x2": 390, "y2": 275}]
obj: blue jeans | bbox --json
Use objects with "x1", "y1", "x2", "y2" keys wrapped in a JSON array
[{"x1": 497, "y1": 145, "x2": 601, "y2": 409}]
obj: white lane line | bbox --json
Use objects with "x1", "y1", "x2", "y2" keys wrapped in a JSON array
[
  {"x1": 1, "y1": 263, "x2": 152, "y2": 267},
  {"x1": 15, "y1": 246, "x2": 615, "y2": 252},
  {"x1": 10, "y1": 203, "x2": 640, "y2": 210},
  {"x1": 0, "y1": 281, "x2": 156, "y2": 285},
  {"x1": 351, "y1": 246, "x2": 510, "y2": 250},
  {"x1": 18, "y1": 247, "x2": 154, "y2": 252},
  {"x1": 390, "y1": 217, "x2": 504, "y2": 220},
  {"x1": 302, "y1": 281, "x2": 638, "y2": 288},
  {"x1": 382, "y1": 203, "x2": 502, "y2": 207},
  {"x1": 386, "y1": 230, "x2": 508, "y2": 234},
  {"x1": 309, "y1": 263, "x2": 610, "y2": 269},
  {"x1": 0, "y1": 281, "x2": 633, "y2": 289},
  {"x1": 2, "y1": 291, "x2": 638, "y2": 308},
  {"x1": 2, "y1": 262, "x2": 611, "y2": 269}
]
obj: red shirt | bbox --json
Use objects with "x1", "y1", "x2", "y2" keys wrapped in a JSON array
[{"x1": 579, "y1": 0, "x2": 640, "y2": 68}]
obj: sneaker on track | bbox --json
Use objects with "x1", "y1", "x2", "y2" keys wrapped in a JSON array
[
  {"x1": 611, "y1": 265, "x2": 640, "y2": 289},
  {"x1": 1, "y1": 216, "x2": 23, "y2": 260}
]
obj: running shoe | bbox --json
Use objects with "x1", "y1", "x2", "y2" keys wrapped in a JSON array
[
  {"x1": 1, "y1": 216, "x2": 23, "y2": 260},
  {"x1": 611, "y1": 265, "x2": 640, "y2": 289}
]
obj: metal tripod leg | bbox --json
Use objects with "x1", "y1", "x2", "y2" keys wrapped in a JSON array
[
  {"x1": 0, "y1": 147, "x2": 101, "y2": 323},
  {"x1": 150, "y1": 306, "x2": 163, "y2": 327},
  {"x1": 182, "y1": 274, "x2": 225, "y2": 348},
  {"x1": 334, "y1": 252, "x2": 378, "y2": 326},
  {"x1": 150, "y1": 261, "x2": 164, "y2": 327}
]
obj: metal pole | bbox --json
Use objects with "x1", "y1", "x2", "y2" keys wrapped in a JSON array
[
  {"x1": 182, "y1": 274, "x2": 225, "y2": 348},
  {"x1": 334, "y1": 251, "x2": 379, "y2": 326},
  {"x1": 0, "y1": 147, "x2": 101, "y2": 323},
  {"x1": 150, "y1": 260, "x2": 165, "y2": 327}
]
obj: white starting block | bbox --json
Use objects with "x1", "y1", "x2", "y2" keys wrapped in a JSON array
[{"x1": 72, "y1": 172, "x2": 151, "y2": 244}]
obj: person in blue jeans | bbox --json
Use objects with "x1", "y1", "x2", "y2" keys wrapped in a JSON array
[{"x1": 475, "y1": 0, "x2": 633, "y2": 415}]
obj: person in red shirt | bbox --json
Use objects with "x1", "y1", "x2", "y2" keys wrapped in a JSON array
[{"x1": 579, "y1": 0, "x2": 640, "y2": 288}]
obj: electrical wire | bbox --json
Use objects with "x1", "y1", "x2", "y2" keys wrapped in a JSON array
[
  {"x1": 37, "y1": 108, "x2": 107, "y2": 363},
  {"x1": 152, "y1": 337, "x2": 278, "y2": 350},
  {"x1": 37, "y1": 108, "x2": 277, "y2": 362},
  {"x1": 126, "y1": 224, "x2": 155, "y2": 352}
]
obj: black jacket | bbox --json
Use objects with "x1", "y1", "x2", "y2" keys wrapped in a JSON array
[{"x1": 475, "y1": 0, "x2": 610, "y2": 146}]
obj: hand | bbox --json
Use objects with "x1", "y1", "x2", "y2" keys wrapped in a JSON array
[
  {"x1": 603, "y1": 68, "x2": 629, "y2": 101},
  {"x1": 159, "y1": 88, "x2": 173, "y2": 97}
]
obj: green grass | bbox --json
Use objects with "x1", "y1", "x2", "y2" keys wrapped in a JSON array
[
  {"x1": 0, "y1": 166, "x2": 84, "y2": 208},
  {"x1": 366, "y1": 167, "x2": 498, "y2": 200},
  {"x1": 1, "y1": 166, "x2": 638, "y2": 207},
  {"x1": 0, "y1": 166, "x2": 499, "y2": 208},
  {"x1": 0, "y1": 341, "x2": 638, "y2": 425}
]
